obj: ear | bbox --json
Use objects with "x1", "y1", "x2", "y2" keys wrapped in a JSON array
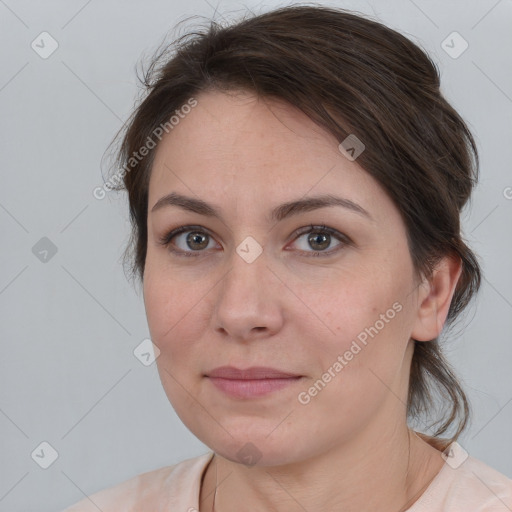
[{"x1": 410, "y1": 253, "x2": 463, "y2": 342}]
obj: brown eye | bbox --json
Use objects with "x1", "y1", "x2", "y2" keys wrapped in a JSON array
[
  {"x1": 307, "y1": 232, "x2": 331, "y2": 251},
  {"x1": 185, "y1": 232, "x2": 210, "y2": 250},
  {"x1": 158, "y1": 225, "x2": 218, "y2": 256},
  {"x1": 290, "y1": 225, "x2": 350, "y2": 257}
]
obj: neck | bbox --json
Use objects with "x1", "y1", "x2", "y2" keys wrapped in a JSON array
[{"x1": 199, "y1": 425, "x2": 445, "y2": 512}]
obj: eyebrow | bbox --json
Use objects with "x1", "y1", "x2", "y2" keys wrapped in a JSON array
[{"x1": 150, "y1": 192, "x2": 373, "y2": 222}]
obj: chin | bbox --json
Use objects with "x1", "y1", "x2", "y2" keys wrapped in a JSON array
[{"x1": 204, "y1": 431, "x2": 308, "y2": 468}]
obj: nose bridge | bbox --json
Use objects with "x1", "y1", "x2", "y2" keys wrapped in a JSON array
[
  {"x1": 213, "y1": 244, "x2": 283, "y2": 338},
  {"x1": 220, "y1": 245, "x2": 270, "y2": 310}
]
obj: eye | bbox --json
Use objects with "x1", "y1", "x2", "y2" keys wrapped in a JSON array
[
  {"x1": 288, "y1": 224, "x2": 350, "y2": 257},
  {"x1": 158, "y1": 224, "x2": 351, "y2": 258},
  {"x1": 157, "y1": 225, "x2": 219, "y2": 257}
]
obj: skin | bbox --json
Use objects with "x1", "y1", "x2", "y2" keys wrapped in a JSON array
[{"x1": 143, "y1": 89, "x2": 462, "y2": 512}]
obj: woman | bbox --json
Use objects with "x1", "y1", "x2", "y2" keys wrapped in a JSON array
[{"x1": 64, "y1": 4, "x2": 512, "y2": 511}]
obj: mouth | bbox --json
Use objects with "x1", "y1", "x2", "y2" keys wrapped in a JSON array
[
  {"x1": 205, "y1": 366, "x2": 304, "y2": 399},
  {"x1": 206, "y1": 365, "x2": 302, "y2": 379}
]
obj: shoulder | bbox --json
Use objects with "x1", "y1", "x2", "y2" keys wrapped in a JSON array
[
  {"x1": 414, "y1": 442, "x2": 512, "y2": 511},
  {"x1": 61, "y1": 451, "x2": 214, "y2": 512},
  {"x1": 452, "y1": 453, "x2": 512, "y2": 510}
]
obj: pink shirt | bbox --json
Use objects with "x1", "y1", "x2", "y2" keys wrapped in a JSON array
[{"x1": 62, "y1": 442, "x2": 512, "y2": 511}]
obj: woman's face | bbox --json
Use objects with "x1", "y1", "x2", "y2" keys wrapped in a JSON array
[{"x1": 143, "y1": 89, "x2": 428, "y2": 465}]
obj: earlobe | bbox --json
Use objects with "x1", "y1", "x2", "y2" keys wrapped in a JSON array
[{"x1": 410, "y1": 254, "x2": 463, "y2": 342}]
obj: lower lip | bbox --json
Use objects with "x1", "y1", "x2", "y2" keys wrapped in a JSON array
[{"x1": 207, "y1": 376, "x2": 303, "y2": 398}]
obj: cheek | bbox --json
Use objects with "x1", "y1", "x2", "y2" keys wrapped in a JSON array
[
  {"x1": 144, "y1": 276, "x2": 196, "y2": 366},
  {"x1": 309, "y1": 266, "x2": 400, "y2": 331},
  {"x1": 143, "y1": 267, "x2": 214, "y2": 383},
  {"x1": 297, "y1": 293, "x2": 410, "y2": 436},
  {"x1": 144, "y1": 272, "x2": 206, "y2": 406},
  {"x1": 143, "y1": 254, "x2": 203, "y2": 340},
  {"x1": 306, "y1": 261, "x2": 412, "y2": 375}
]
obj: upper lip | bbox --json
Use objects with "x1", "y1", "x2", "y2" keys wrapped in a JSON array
[{"x1": 206, "y1": 366, "x2": 301, "y2": 379}]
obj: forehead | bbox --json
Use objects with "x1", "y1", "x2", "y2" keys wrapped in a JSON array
[
  {"x1": 147, "y1": 89, "x2": 394, "y2": 224},
  {"x1": 152, "y1": 89, "x2": 339, "y2": 172}
]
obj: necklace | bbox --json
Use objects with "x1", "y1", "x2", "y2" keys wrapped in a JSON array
[{"x1": 211, "y1": 453, "x2": 217, "y2": 512}]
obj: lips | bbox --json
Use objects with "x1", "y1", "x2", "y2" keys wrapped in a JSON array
[
  {"x1": 206, "y1": 366, "x2": 301, "y2": 379},
  {"x1": 205, "y1": 366, "x2": 303, "y2": 399}
]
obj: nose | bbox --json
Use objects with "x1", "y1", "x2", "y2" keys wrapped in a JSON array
[{"x1": 212, "y1": 248, "x2": 284, "y2": 341}]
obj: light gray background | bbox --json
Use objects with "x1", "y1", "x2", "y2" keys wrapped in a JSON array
[{"x1": 0, "y1": 0, "x2": 511, "y2": 511}]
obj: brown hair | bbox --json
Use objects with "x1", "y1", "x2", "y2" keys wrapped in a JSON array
[{"x1": 105, "y1": 4, "x2": 482, "y2": 446}]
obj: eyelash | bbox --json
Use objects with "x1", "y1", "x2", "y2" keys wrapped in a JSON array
[{"x1": 157, "y1": 224, "x2": 351, "y2": 258}]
